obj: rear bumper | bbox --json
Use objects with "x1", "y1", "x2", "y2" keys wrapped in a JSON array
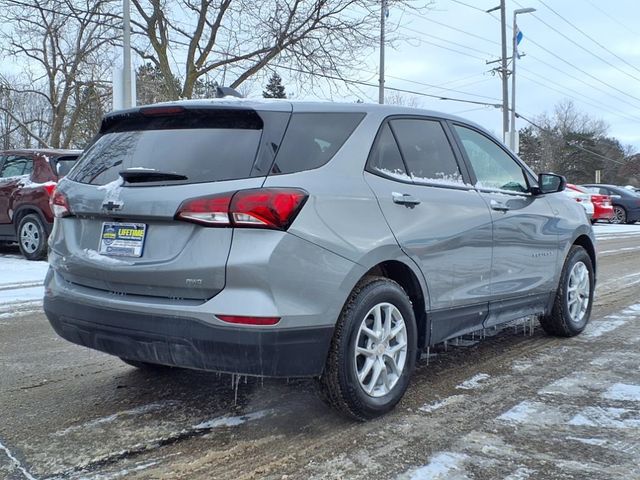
[{"x1": 44, "y1": 295, "x2": 334, "y2": 377}]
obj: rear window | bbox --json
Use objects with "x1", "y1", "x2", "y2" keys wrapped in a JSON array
[
  {"x1": 69, "y1": 109, "x2": 270, "y2": 186},
  {"x1": 269, "y1": 112, "x2": 365, "y2": 175}
]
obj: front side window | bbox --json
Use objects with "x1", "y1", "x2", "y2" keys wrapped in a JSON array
[
  {"x1": 0, "y1": 156, "x2": 33, "y2": 178},
  {"x1": 454, "y1": 125, "x2": 528, "y2": 193},
  {"x1": 389, "y1": 119, "x2": 464, "y2": 186}
]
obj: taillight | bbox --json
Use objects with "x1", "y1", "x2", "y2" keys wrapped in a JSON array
[
  {"x1": 50, "y1": 189, "x2": 72, "y2": 218},
  {"x1": 175, "y1": 188, "x2": 308, "y2": 230},
  {"x1": 43, "y1": 183, "x2": 57, "y2": 196},
  {"x1": 216, "y1": 315, "x2": 281, "y2": 326}
]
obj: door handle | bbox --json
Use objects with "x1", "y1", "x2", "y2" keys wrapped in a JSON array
[
  {"x1": 490, "y1": 199, "x2": 510, "y2": 212},
  {"x1": 392, "y1": 192, "x2": 421, "y2": 206}
]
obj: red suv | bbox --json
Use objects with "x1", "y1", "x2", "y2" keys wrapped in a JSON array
[{"x1": 0, "y1": 149, "x2": 81, "y2": 260}]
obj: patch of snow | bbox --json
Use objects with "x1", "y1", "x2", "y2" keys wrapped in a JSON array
[
  {"x1": 566, "y1": 436, "x2": 607, "y2": 446},
  {"x1": 419, "y1": 395, "x2": 466, "y2": 413},
  {"x1": 18, "y1": 177, "x2": 57, "y2": 189},
  {"x1": 86, "y1": 461, "x2": 158, "y2": 480},
  {"x1": 568, "y1": 406, "x2": 640, "y2": 429},
  {"x1": 504, "y1": 467, "x2": 537, "y2": 480},
  {"x1": 581, "y1": 319, "x2": 627, "y2": 338},
  {"x1": 54, "y1": 401, "x2": 179, "y2": 436},
  {"x1": 598, "y1": 246, "x2": 640, "y2": 256},
  {"x1": 497, "y1": 401, "x2": 565, "y2": 426},
  {"x1": 0, "y1": 285, "x2": 44, "y2": 305},
  {"x1": 123, "y1": 167, "x2": 156, "y2": 171},
  {"x1": 82, "y1": 249, "x2": 133, "y2": 266},
  {"x1": 97, "y1": 176, "x2": 125, "y2": 206},
  {"x1": 456, "y1": 373, "x2": 490, "y2": 390},
  {"x1": 602, "y1": 383, "x2": 640, "y2": 402},
  {"x1": 412, "y1": 173, "x2": 469, "y2": 188},
  {"x1": 193, "y1": 409, "x2": 270, "y2": 430},
  {"x1": 593, "y1": 224, "x2": 640, "y2": 238},
  {"x1": 0, "y1": 440, "x2": 37, "y2": 480},
  {"x1": 379, "y1": 168, "x2": 411, "y2": 181},
  {"x1": 538, "y1": 372, "x2": 592, "y2": 397},
  {"x1": 403, "y1": 452, "x2": 469, "y2": 480}
]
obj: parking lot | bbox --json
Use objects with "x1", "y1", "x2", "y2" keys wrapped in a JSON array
[{"x1": 1, "y1": 223, "x2": 640, "y2": 480}]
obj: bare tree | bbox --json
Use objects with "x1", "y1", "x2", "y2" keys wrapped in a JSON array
[
  {"x1": 385, "y1": 91, "x2": 422, "y2": 108},
  {"x1": 0, "y1": 0, "x2": 119, "y2": 148},
  {"x1": 129, "y1": 0, "x2": 427, "y2": 100}
]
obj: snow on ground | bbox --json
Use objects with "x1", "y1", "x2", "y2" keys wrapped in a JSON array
[
  {"x1": 593, "y1": 223, "x2": 640, "y2": 240},
  {"x1": 0, "y1": 252, "x2": 49, "y2": 312}
]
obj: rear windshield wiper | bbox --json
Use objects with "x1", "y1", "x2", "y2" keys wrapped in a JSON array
[{"x1": 119, "y1": 168, "x2": 188, "y2": 183}]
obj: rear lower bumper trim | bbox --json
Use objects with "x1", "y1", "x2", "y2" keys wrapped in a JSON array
[{"x1": 44, "y1": 295, "x2": 333, "y2": 377}]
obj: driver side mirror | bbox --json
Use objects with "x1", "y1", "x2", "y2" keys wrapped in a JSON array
[{"x1": 534, "y1": 173, "x2": 566, "y2": 194}]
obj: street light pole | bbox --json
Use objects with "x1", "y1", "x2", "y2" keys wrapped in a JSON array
[
  {"x1": 378, "y1": 0, "x2": 386, "y2": 104},
  {"x1": 510, "y1": 7, "x2": 536, "y2": 152}
]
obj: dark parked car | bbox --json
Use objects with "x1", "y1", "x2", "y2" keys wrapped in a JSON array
[
  {"x1": 582, "y1": 184, "x2": 640, "y2": 224},
  {"x1": 44, "y1": 101, "x2": 595, "y2": 420},
  {"x1": 0, "y1": 149, "x2": 81, "y2": 259}
]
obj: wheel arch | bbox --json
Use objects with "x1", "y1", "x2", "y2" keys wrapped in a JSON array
[
  {"x1": 13, "y1": 205, "x2": 50, "y2": 233},
  {"x1": 572, "y1": 234, "x2": 596, "y2": 276},
  {"x1": 361, "y1": 259, "x2": 429, "y2": 348}
]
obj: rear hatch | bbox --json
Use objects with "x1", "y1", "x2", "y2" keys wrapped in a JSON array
[{"x1": 50, "y1": 102, "x2": 292, "y2": 301}]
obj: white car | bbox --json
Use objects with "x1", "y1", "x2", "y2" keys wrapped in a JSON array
[{"x1": 565, "y1": 183, "x2": 594, "y2": 218}]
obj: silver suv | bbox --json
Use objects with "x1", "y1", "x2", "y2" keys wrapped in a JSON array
[{"x1": 44, "y1": 100, "x2": 595, "y2": 420}]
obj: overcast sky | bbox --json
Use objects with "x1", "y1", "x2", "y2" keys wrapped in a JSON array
[{"x1": 328, "y1": 0, "x2": 640, "y2": 151}]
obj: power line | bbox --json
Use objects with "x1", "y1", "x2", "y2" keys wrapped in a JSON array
[
  {"x1": 537, "y1": 0, "x2": 640, "y2": 78},
  {"x1": 274, "y1": 63, "x2": 502, "y2": 108},
  {"x1": 584, "y1": 0, "x2": 640, "y2": 37},
  {"x1": 402, "y1": 13, "x2": 500, "y2": 46},
  {"x1": 515, "y1": 0, "x2": 640, "y2": 85},
  {"x1": 448, "y1": 0, "x2": 489, "y2": 14},
  {"x1": 518, "y1": 70, "x2": 640, "y2": 124},
  {"x1": 398, "y1": 25, "x2": 495, "y2": 57},
  {"x1": 518, "y1": 31, "x2": 640, "y2": 108},
  {"x1": 447, "y1": 0, "x2": 640, "y2": 109}
]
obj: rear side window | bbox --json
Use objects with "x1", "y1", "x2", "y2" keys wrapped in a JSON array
[
  {"x1": 389, "y1": 119, "x2": 464, "y2": 185},
  {"x1": 1, "y1": 156, "x2": 33, "y2": 178},
  {"x1": 69, "y1": 109, "x2": 277, "y2": 186},
  {"x1": 367, "y1": 124, "x2": 410, "y2": 181},
  {"x1": 270, "y1": 113, "x2": 365, "y2": 175}
]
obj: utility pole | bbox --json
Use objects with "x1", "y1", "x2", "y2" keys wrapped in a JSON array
[
  {"x1": 487, "y1": 2, "x2": 509, "y2": 143},
  {"x1": 122, "y1": 0, "x2": 132, "y2": 108},
  {"x1": 499, "y1": 0, "x2": 509, "y2": 143},
  {"x1": 378, "y1": 0, "x2": 386, "y2": 104}
]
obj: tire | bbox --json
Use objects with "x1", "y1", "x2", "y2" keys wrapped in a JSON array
[
  {"x1": 318, "y1": 277, "x2": 417, "y2": 421},
  {"x1": 540, "y1": 245, "x2": 594, "y2": 337},
  {"x1": 17, "y1": 213, "x2": 48, "y2": 260},
  {"x1": 120, "y1": 357, "x2": 173, "y2": 371},
  {"x1": 611, "y1": 205, "x2": 627, "y2": 224}
]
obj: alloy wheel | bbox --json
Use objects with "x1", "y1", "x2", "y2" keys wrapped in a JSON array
[
  {"x1": 567, "y1": 261, "x2": 590, "y2": 323},
  {"x1": 353, "y1": 302, "x2": 408, "y2": 397}
]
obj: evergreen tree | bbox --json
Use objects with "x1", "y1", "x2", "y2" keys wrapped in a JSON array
[{"x1": 262, "y1": 73, "x2": 286, "y2": 98}]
